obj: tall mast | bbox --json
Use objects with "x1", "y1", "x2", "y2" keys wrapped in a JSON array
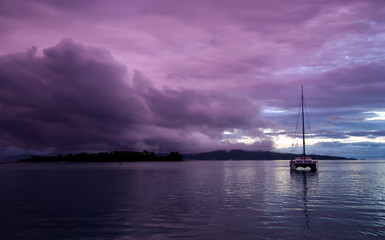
[{"x1": 301, "y1": 86, "x2": 306, "y2": 159}]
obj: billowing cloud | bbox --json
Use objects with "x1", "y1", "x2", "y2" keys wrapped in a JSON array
[{"x1": 0, "y1": 39, "x2": 272, "y2": 154}]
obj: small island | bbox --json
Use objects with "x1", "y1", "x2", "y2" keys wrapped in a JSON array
[{"x1": 18, "y1": 151, "x2": 183, "y2": 163}]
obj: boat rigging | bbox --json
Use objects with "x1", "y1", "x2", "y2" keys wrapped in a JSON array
[{"x1": 290, "y1": 86, "x2": 318, "y2": 171}]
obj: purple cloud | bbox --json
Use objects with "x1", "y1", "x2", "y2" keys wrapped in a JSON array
[
  {"x1": 0, "y1": 39, "x2": 272, "y2": 153},
  {"x1": 1, "y1": 0, "x2": 385, "y2": 158},
  {"x1": 1, "y1": 39, "x2": 143, "y2": 150}
]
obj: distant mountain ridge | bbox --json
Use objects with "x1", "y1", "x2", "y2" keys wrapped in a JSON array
[{"x1": 183, "y1": 150, "x2": 355, "y2": 160}]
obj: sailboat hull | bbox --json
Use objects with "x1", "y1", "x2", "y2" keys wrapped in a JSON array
[{"x1": 290, "y1": 158, "x2": 318, "y2": 171}]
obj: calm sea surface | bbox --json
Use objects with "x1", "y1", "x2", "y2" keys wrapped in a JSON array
[{"x1": 0, "y1": 160, "x2": 385, "y2": 239}]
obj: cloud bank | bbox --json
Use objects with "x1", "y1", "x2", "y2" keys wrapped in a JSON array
[{"x1": 0, "y1": 39, "x2": 272, "y2": 153}]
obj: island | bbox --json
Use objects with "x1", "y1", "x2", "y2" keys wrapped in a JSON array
[
  {"x1": 17, "y1": 149, "x2": 355, "y2": 163},
  {"x1": 18, "y1": 151, "x2": 183, "y2": 163}
]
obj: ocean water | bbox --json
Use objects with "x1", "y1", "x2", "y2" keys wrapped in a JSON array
[{"x1": 0, "y1": 160, "x2": 384, "y2": 239}]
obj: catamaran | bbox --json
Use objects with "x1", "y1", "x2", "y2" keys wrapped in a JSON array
[{"x1": 290, "y1": 86, "x2": 318, "y2": 171}]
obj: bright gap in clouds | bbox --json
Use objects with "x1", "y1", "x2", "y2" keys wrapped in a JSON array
[
  {"x1": 273, "y1": 130, "x2": 385, "y2": 158},
  {"x1": 221, "y1": 129, "x2": 263, "y2": 145},
  {"x1": 365, "y1": 110, "x2": 385, "y2": 121},
  {"x1": 223, "y1": 128, "x2": 305, "y2": 151},
  {"x1": 262, "y1": 107, "x2": 286, "y2": 114}
]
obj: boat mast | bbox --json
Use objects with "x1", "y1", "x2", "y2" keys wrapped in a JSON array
[{"x1": 301, "y1": 86, "x2": 306, "y2": 159}]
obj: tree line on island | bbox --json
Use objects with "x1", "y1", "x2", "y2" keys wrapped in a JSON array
[
  {"x1": 17, "y1": 149, "x2": 355, "y2": 163},
  {"x1": 19, "y1": 151, "x2": 183, "y2": 162}
]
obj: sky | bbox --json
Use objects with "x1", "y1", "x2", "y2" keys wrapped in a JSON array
[{"x1": 0, "y1": 0, "x2": 385, "y2": 159}]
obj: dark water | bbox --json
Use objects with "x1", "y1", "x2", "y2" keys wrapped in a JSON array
[{"x1": 0, "y1": 160, "x2": 384, "y2": 239}]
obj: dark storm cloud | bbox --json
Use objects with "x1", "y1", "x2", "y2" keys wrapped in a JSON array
[
  {"x1": 0, "y1": 39, "x2": 147, "y2": 151},
  {"x1": 145, "y1": 88, "x2": 258, "y2": 129},
  {"x1": 0, "y1": 39, "x2": 272, "y2": 153}
]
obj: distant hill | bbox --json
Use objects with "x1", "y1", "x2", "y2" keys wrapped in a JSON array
[{"x1": 183, "y1": 150, "x2": 355, "y2": 160}]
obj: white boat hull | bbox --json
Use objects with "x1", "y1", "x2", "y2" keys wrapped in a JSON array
[{"x1": 290, "y1": 157, "x2": 318, "y2": 171}]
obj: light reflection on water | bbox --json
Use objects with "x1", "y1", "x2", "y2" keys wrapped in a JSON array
[{"x1": 0, "y1": 160, "x2": 385, "y2": 239}]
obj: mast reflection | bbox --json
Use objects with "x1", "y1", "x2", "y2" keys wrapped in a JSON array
[
  {"x1": 291, "y1": 170, "x2": 318, "y2": 230},
  {"x1": 302, "y1": 172, "x2": 309, "y2": 229}
]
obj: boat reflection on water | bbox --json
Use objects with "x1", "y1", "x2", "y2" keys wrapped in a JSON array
[{"x1": 290, "y1": 170, "x2": 318, "y2": 231}]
